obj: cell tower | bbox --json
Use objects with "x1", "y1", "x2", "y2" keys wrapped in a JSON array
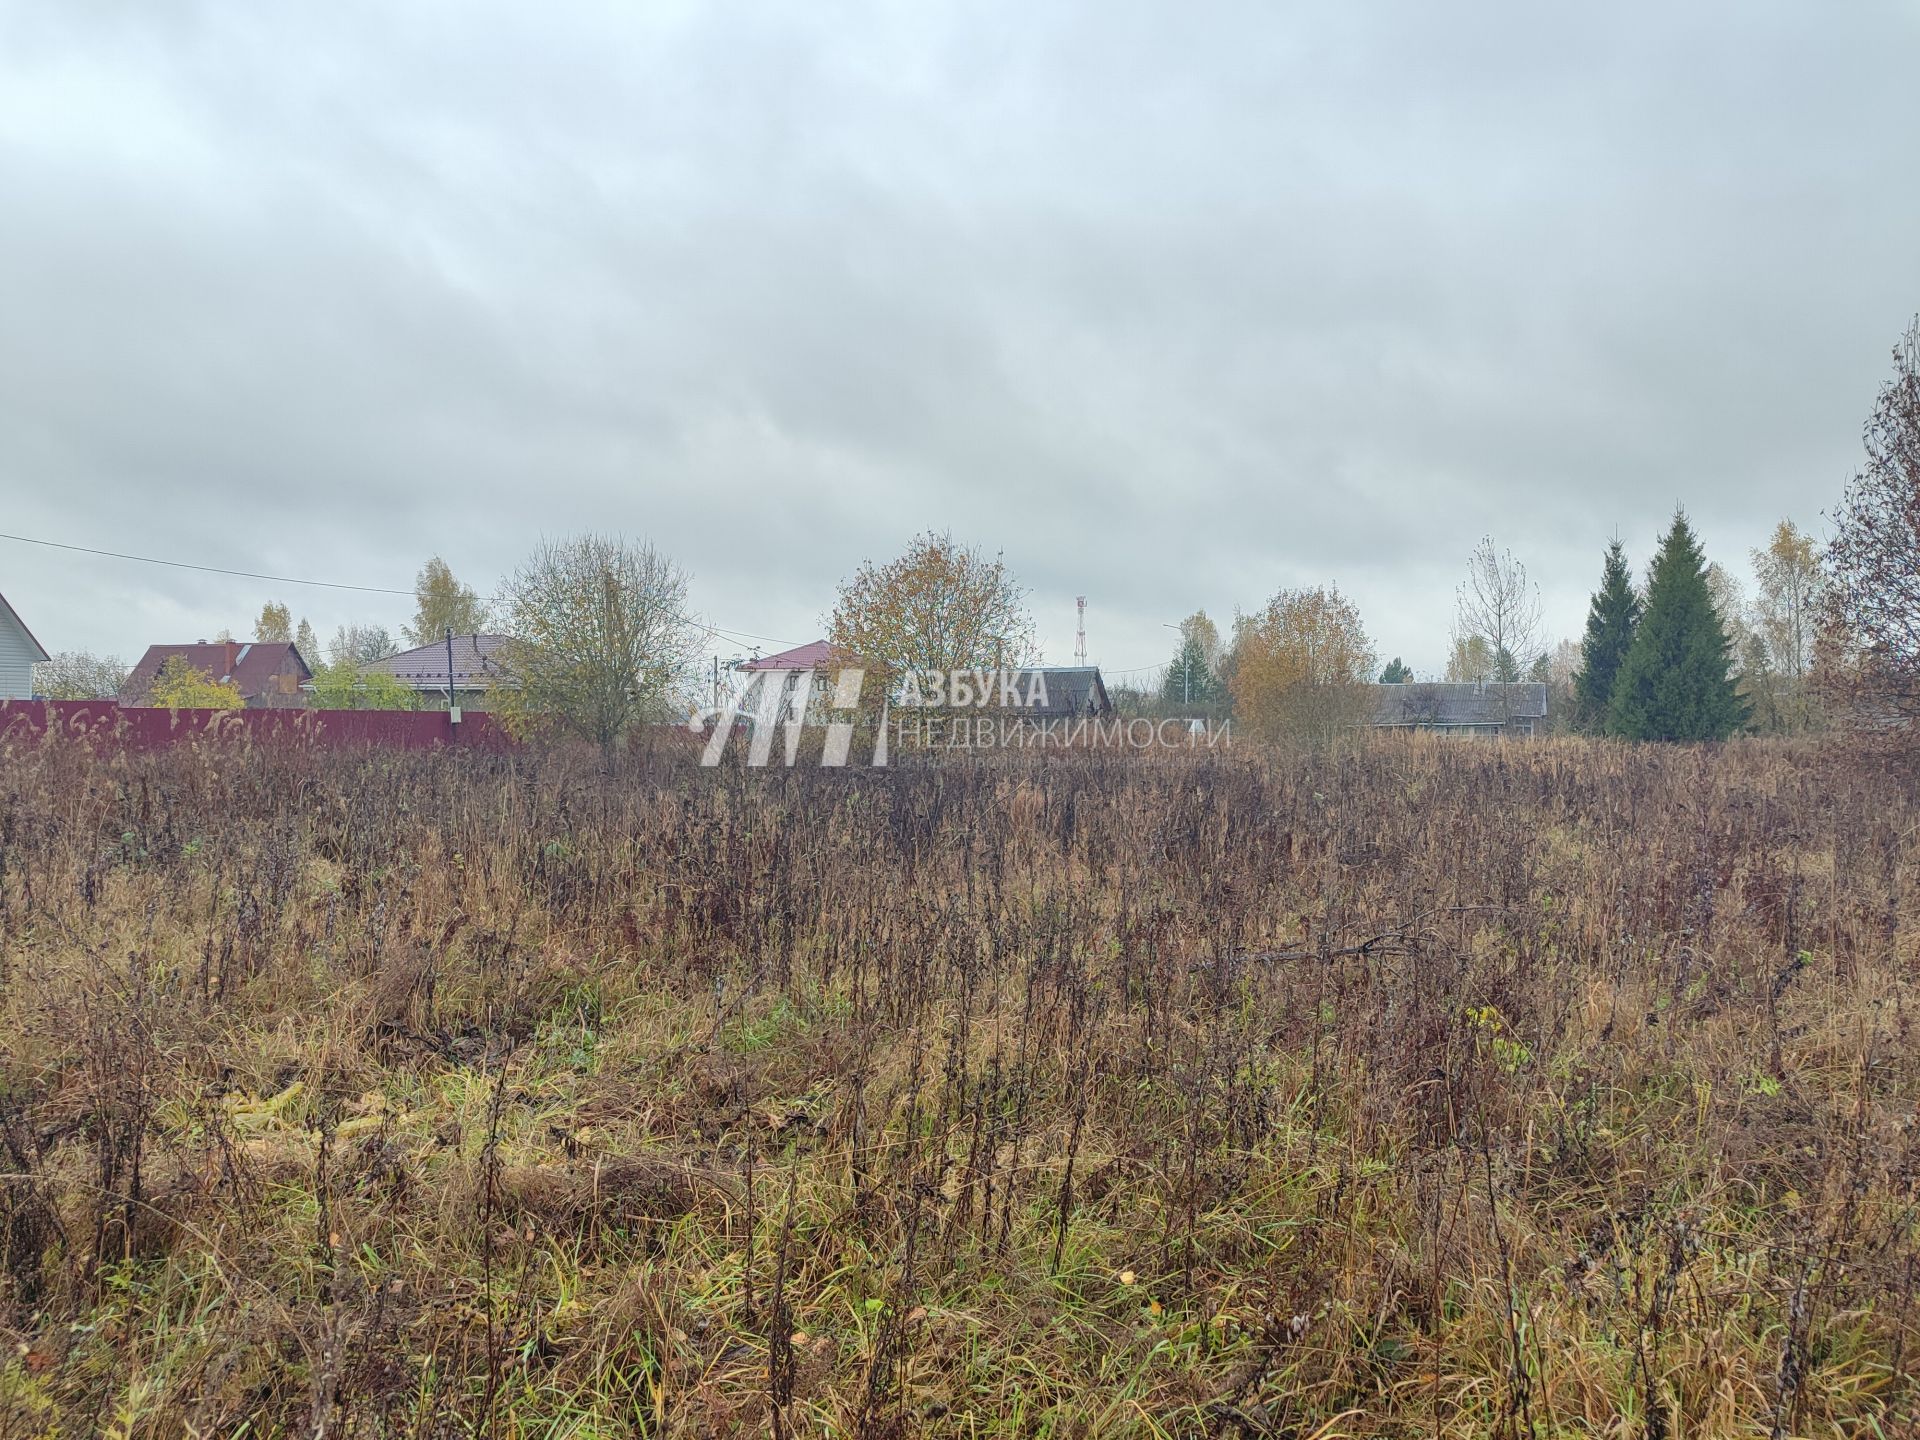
[{"x1": 1074, "y1": 596, "x2": 1087, "y2": 666}]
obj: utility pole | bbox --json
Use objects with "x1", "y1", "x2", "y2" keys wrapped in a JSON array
[
  {"x1": 712, "y1": 655, "x2": 748, "y2": 716},
  {"x1": 1161, "y1": 621, "x2": 1190, "y2": 706},
  {"x1": 445, "y1": 626, "x2": 455, "y2": 711}
]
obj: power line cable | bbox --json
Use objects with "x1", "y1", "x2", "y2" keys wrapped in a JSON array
[
  {"x1": 0, "y1": 529, "x2": 414, "y2": 596},
  {"x1": 0, "y1": 528, "x2": 805, "y2": 651}
]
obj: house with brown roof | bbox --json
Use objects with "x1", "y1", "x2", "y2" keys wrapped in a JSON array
[
  {"x1": 0, "y1": 588, "x2": 50, "y2": 700},
  {"x1": 120, "y1": 640, "x2": 313, "y2": 708}
]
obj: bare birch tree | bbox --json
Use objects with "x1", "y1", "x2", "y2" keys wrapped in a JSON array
[
  {"x1": 1751, "y1": 520, "x2": 1823, "y2": 732},
  {"x1": 1455, "y1": 537, "x2": 1543, "y2": 684},
  {"x1": 1826, "y1": 317, "x2": 1920, "y2": 727}
]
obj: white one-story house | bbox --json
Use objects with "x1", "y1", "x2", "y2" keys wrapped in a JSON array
[{"x1": 0, "y1": 588, "x2": 49, "y2": 700}]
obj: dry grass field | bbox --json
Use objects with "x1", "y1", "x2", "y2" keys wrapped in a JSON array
[{"x1": 1, "y1": 735, "x2": 1918, "y2": 1438}]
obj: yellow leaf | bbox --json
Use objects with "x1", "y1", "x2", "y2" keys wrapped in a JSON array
[{"x1": 1118, "y1": 1270, "x2": 1137, "y2": 1286}]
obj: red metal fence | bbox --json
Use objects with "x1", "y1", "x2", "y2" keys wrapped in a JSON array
[{"x1": 0, "y1": 701, "x2": 517, "y2": 753}]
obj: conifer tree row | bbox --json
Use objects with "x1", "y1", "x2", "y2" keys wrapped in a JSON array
[
  {"x1": 1570, "y1": 518, "x2": 1748, "y2": 741},
  {"x1": 1606, "y1": 511, "x2": 1747, "y2": 741}
]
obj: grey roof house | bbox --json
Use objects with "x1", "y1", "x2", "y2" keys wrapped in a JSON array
[
  {"x1": 0, "y1": 588, "x2": 49, "y2": 700},
  {"x1": 1370, "y1": 681, "x2": 1547, "y2": 737},
  {"x1": 356, "y1": 634, "x2": 512, "y2": 707},
  {"x1": 1009, "y1": 667, "x2": 1112, "y2": 719}
]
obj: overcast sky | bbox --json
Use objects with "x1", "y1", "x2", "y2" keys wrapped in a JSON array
[{"x1": 2, "y1": 1, "x2": 1916, "y2": 681}]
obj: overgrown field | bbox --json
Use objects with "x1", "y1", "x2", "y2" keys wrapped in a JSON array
[{"x1": 2, "y1": 736, "x2": 1919, "y2": 1438}]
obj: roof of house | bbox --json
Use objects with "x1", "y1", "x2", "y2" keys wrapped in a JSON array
[
  {"x1": 741, "y1": 640, "x2": 838, "y2": 671},
  {"x1": 358, "y1": 633, "x2": 513, "y2": 690},
  {"x1": 121, "y1": 641, "x2": 313, "y2": 703},
  {"x1": 1371, "y1": 681, "x2": 1547, "y2": 726},
  {"x1": 0, "y1": 589, "x2": 49, "y2": 663},
  {"x1": 1009, "y1": 666, "x2": 1111, "y2": 717}
]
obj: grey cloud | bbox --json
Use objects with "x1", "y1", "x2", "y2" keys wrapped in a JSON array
[{"x1": 1, "y1": 0, "x2": 1915, "y2": 676}]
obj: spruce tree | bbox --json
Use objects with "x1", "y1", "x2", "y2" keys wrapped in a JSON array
[
  {"x1": 1607, "y1": 513, "x2": 1748, "y2": 741},
  {"x1": 1160, "y1": 636, "x2": 1213, "y2": 707},
  {"x1": 1572, "y1": 539, "x2": 1640, "y2": 729}
]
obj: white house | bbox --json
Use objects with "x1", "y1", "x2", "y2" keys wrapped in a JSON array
[
  {"x1": 0, "y1": 588, "x2": 49, "y2": 700},
  {"x1": 734, "y1": 640, "x2": 838, "y2": 718}
]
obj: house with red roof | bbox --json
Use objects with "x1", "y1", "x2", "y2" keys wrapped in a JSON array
[
  {"x1": 735, "y1": 640, "x2": 840, "y2": 718},
  {"x1": 739, "y1": 640, "x2": 837, "y2": 674},
  {"x1": 120, "y1": 640, "x2": 313, "y2": 708}
]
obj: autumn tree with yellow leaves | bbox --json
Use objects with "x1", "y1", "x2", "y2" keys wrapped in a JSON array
[
  {"x1": 1228, "y1": 585, "x2": 1375, "y2": 743},
  {"x1": 826, "y1": 532, "x2": 1035, "y2": 702},
  {"x1": 253, "y1": 602, "x2": 292, "y2": 644},
  {"x1": 148, "y1": 657, "x2": 245, "y2": 710},
  {"x1": 404, "y1": 556, "x2": 490, "y2": 648}
]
